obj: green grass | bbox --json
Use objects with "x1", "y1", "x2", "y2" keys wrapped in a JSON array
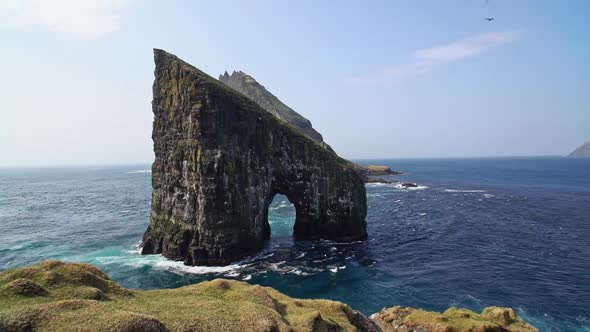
[
  {"x1": 361, "y1": 165, "x2": 391, "y2": 172},
  {"x1": 373, "y1": 305, "x2": 539, "y2": 332},
  {"x1": 0, "y1": 261, "x2": 539, "y2": 332},
  {"x1": 0, "y1": 261, "x2": 368, "y2": 331}
]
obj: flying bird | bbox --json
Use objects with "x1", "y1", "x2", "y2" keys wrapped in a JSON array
[{"x1": 485, "y1": 17, "x2": 495, "y2": 21}]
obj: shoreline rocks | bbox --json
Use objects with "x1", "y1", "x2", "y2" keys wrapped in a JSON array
[{"x1": 360, "y1": 165, "x2": 403, "y2": 177}]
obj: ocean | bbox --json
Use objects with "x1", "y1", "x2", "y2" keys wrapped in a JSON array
[{"x1": 0, "y1": 157, "x2": 589, "y2": 331}]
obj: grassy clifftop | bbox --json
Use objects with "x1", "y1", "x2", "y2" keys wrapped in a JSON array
[
  {"x1": 0, "y1": 261, "x2": 376, "y2": 331},
  {"x1": 371, "y1": 306, "x2": 538, "y2": 332},
  {"x1": 0, "y1": 261, "x2": 538, "y2": 332}
]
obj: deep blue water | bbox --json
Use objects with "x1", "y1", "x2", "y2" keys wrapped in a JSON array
[{"x1": 1, "y1": 157, "x2": 589, "y2": 331}]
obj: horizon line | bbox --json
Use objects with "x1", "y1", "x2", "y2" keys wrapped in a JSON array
[{"x1": 0, "y1": 154, "x2": 572, "y2": 169}]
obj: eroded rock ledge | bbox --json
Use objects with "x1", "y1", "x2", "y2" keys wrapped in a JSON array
[{"x1": 141, "y1": 50, "x2": 367, "y2": 266}]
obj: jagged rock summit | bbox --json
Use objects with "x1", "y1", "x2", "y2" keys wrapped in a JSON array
[
  {"x1": 219, "y1": 70, "x2": 403, "y2": 182},
  {"x1": 568, "y1": 141, "x2": 590, "y2": 157},
  {"x1": 141, "y1": 49, "x2": 367, "y2": 266},
  {"x1": 219, "y1": 70, "x2": 324, "y2": 142}
]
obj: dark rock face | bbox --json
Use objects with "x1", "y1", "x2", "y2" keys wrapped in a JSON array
[
  {"x1": 141, "y1": 50, "x2": 367, "y2": 266},
  {"x1": 219, "y1": 70, "x2": 324, "y2": 143},
  {"x1": 569, "y1": 141, "x2": 590, "y2": 157}
]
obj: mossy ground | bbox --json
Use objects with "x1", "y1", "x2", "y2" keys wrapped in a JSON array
[
  {"x1": 372, "y1": 305, "x2": 539, "y2": 332},
  {"x1": 0, "y1": 260, "x2": 367, "y2": 331},
  {"x1": 362, "y1": 166, "x2": 392, "y2": 173}
]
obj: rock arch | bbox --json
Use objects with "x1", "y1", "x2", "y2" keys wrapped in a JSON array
[{"x1": 141, "y1": 50, "x2": 367, "y2": 266}]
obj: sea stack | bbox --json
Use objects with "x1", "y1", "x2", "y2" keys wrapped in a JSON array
[{"x1": 141, "y1": 50, "x2": 367, "y2": 266}]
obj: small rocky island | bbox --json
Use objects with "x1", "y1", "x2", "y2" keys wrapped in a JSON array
[
  {"x1": 568, "y1": 141, "x2": 590, "y2": 157},
  {"x1": 141, "y1": 50, "x2": 367, "y2": 266}
]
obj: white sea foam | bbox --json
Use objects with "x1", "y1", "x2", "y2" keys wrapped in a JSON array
[
  {"x1": 269, "y1": 201, "x2": 291, "y2": 210},
  {"x1": 289, "y1": 268, "x2": 308, "y2": 276},
  {"x1": 241, "y1": 274, "x2": 252, "y2": 280},
  {"x1": 269, "y1": 261, "x2": 287, "y2": 271},
  {"x1": 329, "y1": 267, "x2": 338, "y2": 273},
  {"x1": 392, "y1": 183, "x2": 429, "y2": 190},
  {"x1": 483, "y1": 194, "x2": 495, "y2": 198},
  {"x1": 153, "y1": 258, "x2": 244, "y2": 275},
  {"x1": 444, "y1": 189, "x2": 487, "y2": 193},
  {"x1": 365, "y1": 183, "x2": 389, "y2": 187},
  {"x1": 127, "y1": 170, "x2": 151, "y2": 174}
]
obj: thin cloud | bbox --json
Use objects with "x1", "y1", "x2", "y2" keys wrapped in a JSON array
[
  {"x1": 345, "y1": 31, "x2": 522, "y2": 86},
  {"x1": 0, "y1": 0, "x2": 136, "y2": 39}
]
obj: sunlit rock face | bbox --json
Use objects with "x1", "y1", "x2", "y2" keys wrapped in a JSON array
[{"x1": 141, "y1": 49, "x2": 367, "y2": 266}]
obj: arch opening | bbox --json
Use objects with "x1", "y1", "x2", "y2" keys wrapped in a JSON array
[{"x1": 265, "y1": 194, "x2": 296, "y2": 239}]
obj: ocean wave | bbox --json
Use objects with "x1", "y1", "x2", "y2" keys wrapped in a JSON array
[
  {"x1": 127, "y1": 170, "x2": 151, "y2": 174},
  {"x1": 406, "y1": 185, "x2": 429, "y2": 190},
  {"x1": 225, "y1": 271, "x2": 240, "y2": 277},
  {"x1": 365, "y1": 182, "x2": 393, "y2": 187},
  {"x1": 392, "y1": 184, "x2": 429, "y2": 190},
  {"x1": 153, "y1": 258, "x2": 244, "y2": 275},
  {"x1": 289, "y1": 268, "x2": 308, "y2": 276},
  {"x1": 444, "y1": 189, "x2": 487, "y2": 193},
  {"x1": 269, "y1": 200, "x2": 291, "y2": 210}
]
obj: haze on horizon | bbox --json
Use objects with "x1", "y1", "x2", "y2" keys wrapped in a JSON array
[{"x1": 0, "y1": 0, "x2": 588, "y2": 167}]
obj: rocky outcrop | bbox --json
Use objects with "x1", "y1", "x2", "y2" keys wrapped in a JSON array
[
  {"x1": 141, "y1": 50, "x2": 367, "y2": 266},
  {"x1": 358, "y1": 165, "x2": 402, "y2": 177},
  {"x1": 219, "y1": 70, "x2": 324, "y2": 142},
  {"x1": 371, "y1": 306, "x2": 538, "y2": 332},
  {"x1": 568, "y1": 141, "x2": 590, "y2": 157}
]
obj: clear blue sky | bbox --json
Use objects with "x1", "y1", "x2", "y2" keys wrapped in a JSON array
[{"x1": 1, "y1": 0, "x2": 588, "y2": 166}]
